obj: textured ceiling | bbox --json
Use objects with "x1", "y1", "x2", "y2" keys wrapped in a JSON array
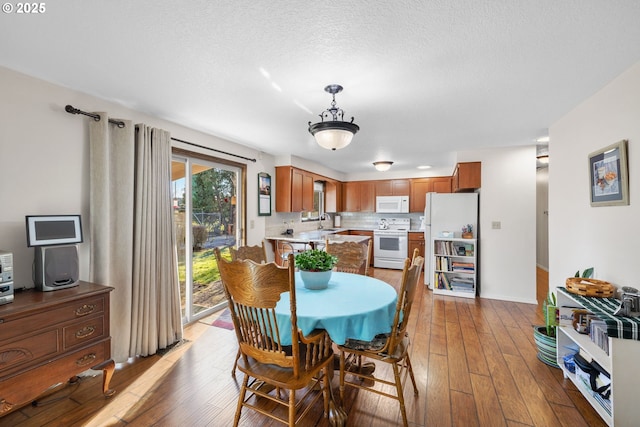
[{"x1": 2, "y1": 0, "x2": 640, "y2": 174}]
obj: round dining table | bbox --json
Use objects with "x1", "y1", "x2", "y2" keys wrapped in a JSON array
[{"x1": 274, "y1": 271, "x2": 398, "y2": 346}]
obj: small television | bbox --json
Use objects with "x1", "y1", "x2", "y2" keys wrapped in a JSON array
[{"x1": 26, "y1": 215, "x2": 83, "y2": 247}]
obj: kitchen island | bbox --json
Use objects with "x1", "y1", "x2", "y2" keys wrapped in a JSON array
[{"x1": 265, "y1": 229, "x2": 371, "y2": 266}]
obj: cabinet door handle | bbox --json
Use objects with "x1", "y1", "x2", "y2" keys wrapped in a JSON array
[
  {"x1": 75, "y1": 304, "x2": 96, "y2": 317},
  {"x1": 76, "y1": 353, "x2": 97, "y2": 367},
  {"x1": 75, "y1": 326, "x2": 96, "y2": 339}
]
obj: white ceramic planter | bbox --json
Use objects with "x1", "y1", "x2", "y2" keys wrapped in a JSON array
[{"x1": 300, "y1": 270, "x2": 332, "y2": 290}]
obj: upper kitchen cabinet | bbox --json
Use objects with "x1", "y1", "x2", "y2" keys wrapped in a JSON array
[
  {"x1": 324, "y1": 179, "x2": 342, "y2": 213},
  {"x1": 409, "y1": 177, "x2": 451, "y2": 212},
  {"x1": 275, "y1": 166, "x2": 314, "y2": 212},
  {"x1": 452, "y1": 161, "x2": 481, "y2": 192},
  {"x1": 374, "y1": 179, "x2": 410, "y2": 197},
  {"x1": 343, "y1": 181, "x2": 375, "y2": 212},
  {"x1": 432, "y1": 177, "x2": 452, "y2": 193}
]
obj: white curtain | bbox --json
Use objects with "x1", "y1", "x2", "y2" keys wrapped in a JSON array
[
  {"x1": 130, "y1": 124, "x2": 182, "y2": 356},
  {"x1": 89, "y1": 114, "x2": 183, "y2": 362}
]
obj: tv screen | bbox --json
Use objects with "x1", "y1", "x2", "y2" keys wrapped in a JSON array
[{"x1": 26, "y1": 215, "x2": 83, "y2": 247}]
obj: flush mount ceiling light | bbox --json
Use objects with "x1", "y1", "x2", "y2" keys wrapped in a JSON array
[
  {"x1": 308, "y1": 84, "x2": 359, "y2": 150},
  {"x1": 373, "y1": 161, "x2": 393, "y2": 172},
  {"x1": 537, "y1": 154, "x2": 549, "y2": 164}
]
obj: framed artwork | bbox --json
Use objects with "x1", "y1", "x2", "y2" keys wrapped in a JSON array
[
  {"x1": 588, "y1": 139, "x2": 629, "y2": 207},
  {"x1": 258, "y1": 172, "x2": 271, "y2": 216}
]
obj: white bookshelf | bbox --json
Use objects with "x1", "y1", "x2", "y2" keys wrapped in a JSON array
[
  {"x1": 556, "y1": 288, "x2": 640, "y2": 427},
  {"x1": 431, "y1": 237, "x2": 476, "y2": 298}
]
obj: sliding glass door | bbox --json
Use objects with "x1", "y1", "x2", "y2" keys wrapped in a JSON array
[{"x1": 171, "y1": 152, "x2": 242, "y2": 323}]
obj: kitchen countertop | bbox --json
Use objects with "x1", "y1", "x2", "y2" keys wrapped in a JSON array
[{"x1": 265, "y1": 229, "x2": 370, "y2": 244}]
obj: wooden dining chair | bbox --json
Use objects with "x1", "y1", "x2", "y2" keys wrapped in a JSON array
[
  {"x1": 226, "y1": 241, "x2": 268, "y2": 377},
  {"x1": 338, "y1": 250, "x2": 425, "y2": 427},
  {"x1": 230, "y1": 241, "x2": 268, "y2": 264},
  {"x1": 324, "y1": 239, "x2": 371, "y2": 276},
  {"x1": 214, "y1": 249, "x2": 334, "y2": 427}
]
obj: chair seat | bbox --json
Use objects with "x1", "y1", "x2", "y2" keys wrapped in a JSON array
[
  {"x1": 342, "y1": 333, "x2": 390, "y2": 352},
  {"x1": 340, "y1": 334, "x2": 410, "y2": 360},
  {"x1": 237, "y1": 349, "x2": 333, "y2": 390}
]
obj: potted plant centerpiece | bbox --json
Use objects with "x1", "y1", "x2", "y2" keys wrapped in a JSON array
[{"x1": 295, "y1": 249, "x2": 338, "y2": 290}]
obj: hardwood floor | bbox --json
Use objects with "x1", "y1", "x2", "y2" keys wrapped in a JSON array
[{"x1": 1, "y1": 268, "x2": 607, "y2": 427}]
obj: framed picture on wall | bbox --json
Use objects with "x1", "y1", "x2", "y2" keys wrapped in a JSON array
[
  {"x1": 588, "y1": 139, "x2": 629, "y2": 207},
  {"x1": 258, "y1": 172, "x2": 271, "y2": 216}
]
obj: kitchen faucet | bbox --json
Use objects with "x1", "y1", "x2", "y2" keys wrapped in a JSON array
[{"x1": 318, "y1": 213, "x2": 331, "y2": 229}]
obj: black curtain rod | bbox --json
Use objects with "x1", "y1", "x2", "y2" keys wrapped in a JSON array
[
  {"x1": 170, "y1": 137, "x2": 256, "y2": 162},
  {"x1": 65, "y1": 104, "x2": 257, "y2": 163},
  {"x1": 65, "y1": 104, "x2": 126, "y2": 128}
]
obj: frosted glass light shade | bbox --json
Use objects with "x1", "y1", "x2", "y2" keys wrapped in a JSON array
[
  {"x1": 373, "y1": 161, "x2": 393, "y2": 171},
  {"x1": 314, "y1": 129, "x2": 355, "y2": 150}
]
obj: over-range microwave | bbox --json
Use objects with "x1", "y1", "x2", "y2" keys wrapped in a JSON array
[{"x1": 375, "y1": 196, "x2": 409, "y2": 213}]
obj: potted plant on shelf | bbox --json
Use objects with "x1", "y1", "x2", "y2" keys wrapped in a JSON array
[
  {"x1": 295, "y1": 249, "x2": 338, "y2": 290},
  {"x1": 533, "y1": 268, "x2": 594, "y2": 368},
  {"x1": 533, "y1": 291, "x2": 559, "y2": 368}
]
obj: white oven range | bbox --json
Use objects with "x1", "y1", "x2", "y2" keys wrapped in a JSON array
[{"x1": 373, "y1": 218, "x2": 409, "y2": 270}]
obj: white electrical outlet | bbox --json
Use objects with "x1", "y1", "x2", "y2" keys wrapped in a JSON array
[
  {"x1": 492, "y1": 221, "x2": 501, "y2": 229},
  {"x1": 250, "y1": 220, "x2": 255, "y2": 229}
]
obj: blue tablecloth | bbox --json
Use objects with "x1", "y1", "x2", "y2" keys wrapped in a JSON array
[{"x1": 275, "y1": 272, "x2": 398, "y2": 345}]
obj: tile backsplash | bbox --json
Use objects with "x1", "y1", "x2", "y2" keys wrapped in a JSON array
[{"x1": 265, "y1": 212, "x2": 424, "y2": 236}]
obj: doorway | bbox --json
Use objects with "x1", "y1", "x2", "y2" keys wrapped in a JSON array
[{"x1": 171, "y1": 152, "x2": 243, "y2": 323}]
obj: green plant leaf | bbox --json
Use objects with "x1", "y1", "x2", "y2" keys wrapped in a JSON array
[
  {"x1": 294, "y1": 249, "x2": 338, "y2": 272},
  {"x1": 582, "y1": 267, "x2": 594, "y2": 278}
]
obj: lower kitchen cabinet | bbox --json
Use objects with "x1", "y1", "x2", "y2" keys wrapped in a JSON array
[{"x1": 408, "y1": 231, "x2": 425, "y2": 259}]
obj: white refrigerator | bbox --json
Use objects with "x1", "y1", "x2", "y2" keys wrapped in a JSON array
[{"x1": 423, "y1": 192, "x2": 479, "y2": 287}]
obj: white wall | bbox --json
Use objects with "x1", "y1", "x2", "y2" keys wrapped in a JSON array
[
  {"x1": 0, "y1": 66, "x2": 274, "y2": 288},
  {"x1": 0, "y1": 65, "x2": 540, "y2": 303},
  {"x1": 549, "y1": 61, "x2": 640, "y2": 290},
  {"x1": 458, "y1": 146, "x2": 538, "y2": 304}
]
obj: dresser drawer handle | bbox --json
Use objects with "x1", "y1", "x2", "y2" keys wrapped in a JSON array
[
  {"x1": 75, "y1": 304, "x2": 96, "y2": 317},
  {"x1": 76, "y1": 353, "x2": 97, "y2": 367},
  {"x1": 75, "y1": 326, "x2": 96, "y2": 339}
]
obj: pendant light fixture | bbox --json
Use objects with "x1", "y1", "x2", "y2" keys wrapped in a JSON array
[
  {"x1": 373, "y1": 161, "x2": 394, "y2": 172},
  {"x1": 308, "y1": 84, "x2": 359, "y2": 150}
]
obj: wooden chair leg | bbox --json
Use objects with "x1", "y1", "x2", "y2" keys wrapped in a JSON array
[
  {"x1": 392, "y1": 363, "x2": 409, "y2": 427},
  {"x1": 288, "y1": 387, "x2": 296, "y2": 427},
  {"x1": 405, "y1": 354, "x2": 418, "y2": 395},
  {"x1": 231, "y1": 348, "x2": 240, "y2": 376},
  {"x1": 233, "y1": 374, "x2": 249, "y2": 427}
]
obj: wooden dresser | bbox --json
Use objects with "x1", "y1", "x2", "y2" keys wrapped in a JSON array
[{"x1": 0, "y1": 282, "x2": 115, "y2": 415}]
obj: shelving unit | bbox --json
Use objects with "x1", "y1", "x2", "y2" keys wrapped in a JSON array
[
  {"x1": 431, "y1": 237, "x2": 476, "y2": 298},
  {"x1": 556, "y1": 288, "x2": 640, "y2": 426}
]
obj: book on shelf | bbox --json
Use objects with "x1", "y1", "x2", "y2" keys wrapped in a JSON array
[
  {"x1": 435, "y1": 272, "x2": 452, "y2": 290},
  {"x1": 588, "y1": 318, "x2": 609, "y2": 355}
]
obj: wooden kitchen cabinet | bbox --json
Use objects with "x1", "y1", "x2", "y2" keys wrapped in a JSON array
[
  {"x1": 324, "y1": 179, "x2": 342, "y2": 213},
  {"x1": 375, "y1": 179, "x2": 410, "y2": 197},
  {"x1": 275, "y1": 166, "x2": 314, "y2": 212},
  {"x1": 343, "y1": 181, "x2": 375, "y2": 212},
  {"x1": 409, "y1": 177, "x2": 451, "y2": 212},
  {"x1": 410, "y1": 179, "x2": 432, "y2": 213},
  {"x1": 452, "y1": 162, "x2": 481, "y2": 192},
  {"x1": 408, "y1": 231, "x2": 425, "y2": 259},
  {"x1": 432, "y1": 177, "x2": 452, "y2": 193},
  {"x1": 0, "y1": 282, "x2": 115, "y2": 416}
]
